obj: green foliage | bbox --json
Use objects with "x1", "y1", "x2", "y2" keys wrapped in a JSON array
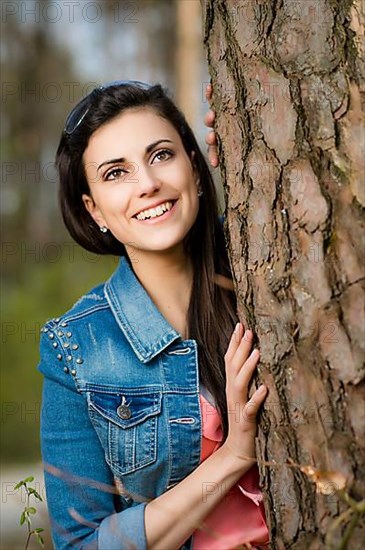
[
  {"x1": 1, "y1": 245, "x2": 116, "y2": 464},
  {"x1": 14, "y1": 476, "x2": 44, "y2": 549}
]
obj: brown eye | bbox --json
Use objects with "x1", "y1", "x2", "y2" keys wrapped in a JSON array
[
  {"x1": 152, "y1": 149, "x2": 173, "y2": 163},
  {"x1": 104, "y1": 167, "x2": 126, "y2": 181}
]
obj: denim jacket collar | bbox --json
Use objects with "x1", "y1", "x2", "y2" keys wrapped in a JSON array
[{"x1": 104, "y1": 255, "x2": 181, "y2": 364}]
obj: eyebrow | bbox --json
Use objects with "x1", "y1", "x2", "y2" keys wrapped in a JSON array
[{"x1": 97, "y1": 139, "x2": 174, "y2": 172}]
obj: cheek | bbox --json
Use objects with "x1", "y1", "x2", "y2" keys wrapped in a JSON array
[
  {"x1": 187, "y1": 191, "x2": 200, "y2": 222},
  {"x1": 94, "y1": 188, "x2": 129, "y2": 214}
]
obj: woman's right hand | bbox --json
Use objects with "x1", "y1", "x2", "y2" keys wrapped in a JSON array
[
  {"x1": 222, "y1": 322, "x2": 268, "y2": 467},
  {"x1": 204, "y1": 83, "x2": 219, "y2": 168}
]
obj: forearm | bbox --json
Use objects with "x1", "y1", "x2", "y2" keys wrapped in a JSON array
[{"x1": 145, "y1": 444, "x2": 253, "y2": 549}]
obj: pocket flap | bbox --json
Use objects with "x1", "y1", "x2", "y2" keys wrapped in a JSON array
[{"x1": 88, "y1": 389, "x2": 162, "y2": 429}]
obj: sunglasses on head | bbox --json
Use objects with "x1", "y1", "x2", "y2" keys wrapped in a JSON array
[{"x1": 63, "y1": 79, "x2": 152, "y2": 137}]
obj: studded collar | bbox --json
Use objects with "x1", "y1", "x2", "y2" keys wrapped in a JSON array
[{"x1": 104, "y1": 255, "x2": 182, "y2": 364}]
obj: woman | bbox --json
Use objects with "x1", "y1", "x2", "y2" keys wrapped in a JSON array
[{"x1": 38, "y1": 80, "x2": 269, "y2": 549}]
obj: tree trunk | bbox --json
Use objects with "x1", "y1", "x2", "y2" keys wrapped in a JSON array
[{"x1": 201, "y1": 1, "x2": 364, "y2": 548}]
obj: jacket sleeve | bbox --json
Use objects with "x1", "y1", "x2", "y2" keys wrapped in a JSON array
[{"x1": 38, "y1": 330, "x2": 148, "y2": 550}]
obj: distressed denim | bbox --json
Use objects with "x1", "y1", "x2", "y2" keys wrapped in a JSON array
[{"x1": 38, "y1": 252, "x2": 207, "y2": 549}]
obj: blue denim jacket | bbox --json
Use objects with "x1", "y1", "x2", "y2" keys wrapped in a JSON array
[{"x1": 38, "y1": 254, "x2": 206, "y2": 549}]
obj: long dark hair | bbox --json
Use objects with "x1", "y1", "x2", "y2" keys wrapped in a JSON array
[{"x1": 55, "y1": 82, "x2": 238, "y2": 440}]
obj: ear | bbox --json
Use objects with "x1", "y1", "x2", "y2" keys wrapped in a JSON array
[{"x1": 82, "y1": 194, "x2": 107, "y2": 229}]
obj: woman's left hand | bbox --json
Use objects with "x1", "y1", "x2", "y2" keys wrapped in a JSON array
[{"x1": 204, "y1": 84, "x2": 219, "y2": 168}]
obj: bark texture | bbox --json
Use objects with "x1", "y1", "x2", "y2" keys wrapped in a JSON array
[{"x1": 201, "y1": 1, "x2": 364, "y2": 548}]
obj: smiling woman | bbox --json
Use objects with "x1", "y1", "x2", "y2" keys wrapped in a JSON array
[
  {"x1": 39, "y1": 81, "x2": 269, "y2": 549},
  {"x1": 81, "y1": 109, "x2": 201, "y2": 259}
]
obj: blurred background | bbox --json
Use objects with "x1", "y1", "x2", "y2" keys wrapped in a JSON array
[{"x1": 1, "y1": 1, "x2": 222, "y2": 546}]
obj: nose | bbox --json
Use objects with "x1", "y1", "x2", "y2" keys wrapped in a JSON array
[{"x1": 135, "y1": 164, "x2": 162, "y2": 196}]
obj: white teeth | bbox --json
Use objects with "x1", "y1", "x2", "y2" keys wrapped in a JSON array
[{"x1": 135, "y1": 201, "x2": 174, "y2": 220}]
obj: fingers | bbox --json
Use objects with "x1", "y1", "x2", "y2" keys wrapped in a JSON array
[
  {"x1": 234, "y1": 347, "x2": 259, "y2": 390},
  {"x1": 204, "y1": 110, "x2": 215, "y2": 128},
  {"x1": 225, "y1": 322, "x2": 243, "y2": 363},
  {"x1": 225, "y1": 324, "x2": 262, "y2": 395},
  {"x1": 205, "y1": 130, "x2": 216, "y2": 145},
  {"x1": 229, "y1": 327, "x2": 255, "y2": 376},
  {"x1": 224, "y1": 323, "x2": 268, "y2": 456},
  {"x1": 208, "y1": 150, "x2": 219, "y2": 168},
  {"x1": 204, "y1": 84, "x2": 218, "y2": 168},
  {"x1": 204, "y1": 113, "x2": 218, "y2": 167},
  {"x1": 205, "y1": 83, "x2": 213, "y2": 102},
  {"x1": 206, "y1": 128, "x2": 218, "y2": 166},
  {"x1": 204, "y1": 124, "x2": 218, "y2": 168},
  {"x1": 243, "y1": 385, "x2": 268, "y2": 422},
  {"x1": 233, "y1": 329, "x2": 254, "y2": 367}
]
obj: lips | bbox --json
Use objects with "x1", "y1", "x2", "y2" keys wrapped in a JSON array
[
  {"x1": 132, "y1": 199, "x2": 177, "y2": 218},
  {"x1": 133, "y1": 199, "x2": 178, "y2": 224}
]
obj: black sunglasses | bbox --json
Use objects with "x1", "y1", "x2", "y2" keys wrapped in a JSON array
[{"x1": 63, "y1": 79, "x2": 151, "y2": 137}]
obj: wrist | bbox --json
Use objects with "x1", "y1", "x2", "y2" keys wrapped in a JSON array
[{"x1": 218, "y1": 443, "x2": 257, "y2": 475}]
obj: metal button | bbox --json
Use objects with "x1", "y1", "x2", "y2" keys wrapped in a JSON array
[
  {"x1": 117, "y1": 404, "x2": 132, "y2": 419},
  {"x1": 117, "y1": 396, "x2": 132, "y2": 419}
]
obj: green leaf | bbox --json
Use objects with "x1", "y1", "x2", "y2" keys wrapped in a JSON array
[
  {"x1": 20, "y1": 511, "x2": 26, "y2": 525},
  {"x1": 36, "y1": 534, "x2": 44, "y2": 547},
  {"x1": 24, "y1": 476, "x2": 34, "y2": 483},
  {"x1": 14, "y1": 481, "x2": 25, "y2": 490},
  {"x1": 27, "y1": 507, "x2": 37, "y2": 514},
  {"x1": 34, "y1": 528, "x2": 44, "y2": 533},
  {"x1": 28, "y1": 488, "x2": 43, "y2": 501}
]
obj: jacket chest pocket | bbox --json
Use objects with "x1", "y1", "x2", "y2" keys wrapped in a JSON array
[{"x1": 87, "y1": 388, "x2": 162, "y2": 475}]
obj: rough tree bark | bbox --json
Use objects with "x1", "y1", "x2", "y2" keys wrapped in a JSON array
[{"x1": 201, "y1": 1, "x2": 364, "y2": 548}]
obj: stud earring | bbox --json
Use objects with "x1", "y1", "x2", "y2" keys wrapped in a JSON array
[
  {"x1": 100, "y1": 226, "x2": 108, "y2": 233},
  {"x1": 197, "y1": 189, "x2": 203, "y2": 197}
]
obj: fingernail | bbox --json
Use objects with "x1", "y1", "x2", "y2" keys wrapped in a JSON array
[
  {"x1": 234, "y1": 322, "x2": 240, "y2": 332},
  {"x1": 258, "y1": 385, "x2": 267, "y2": 394}
]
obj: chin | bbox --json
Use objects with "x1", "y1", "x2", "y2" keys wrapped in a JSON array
[{"x1": 142, "y1": 234, "x2": 186, "y2": 253}]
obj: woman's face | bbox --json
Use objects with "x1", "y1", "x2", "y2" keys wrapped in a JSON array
[{"x1": 82, "y1": 108, "x2": 200, "y2": 258}]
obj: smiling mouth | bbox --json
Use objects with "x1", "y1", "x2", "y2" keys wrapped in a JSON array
[{"x1": 133, "y1": 199, "x2": 177, "y2": 221}]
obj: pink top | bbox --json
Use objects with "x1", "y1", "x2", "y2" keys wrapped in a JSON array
[{"x1": 192, "y1": 394, "x2": 269, "y2": 549}]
